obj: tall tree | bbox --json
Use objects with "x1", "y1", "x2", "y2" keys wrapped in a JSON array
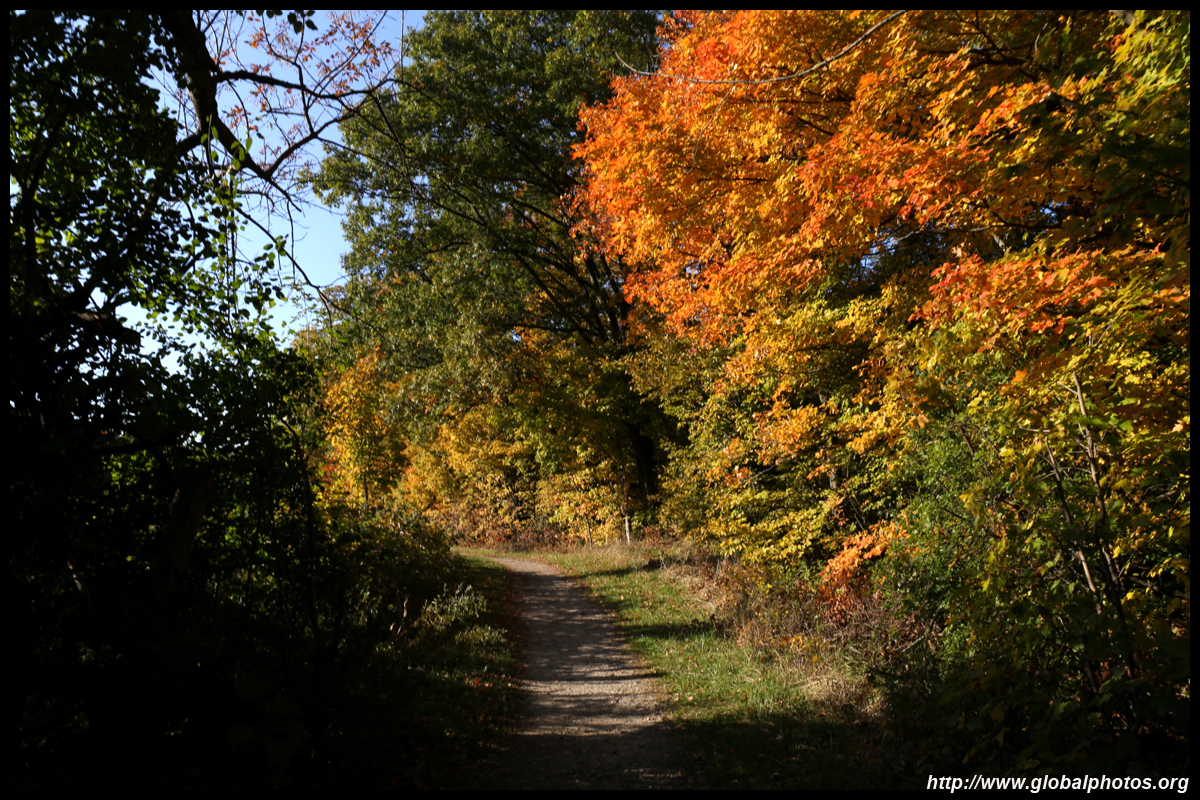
[
  {"x1": 580, "y1": 9, "x2": 1189, "y2": 769},
  {"x1": 11, "y1": 8, "x2": 400, "y2": 481},
  {"x1": 308, "y1": 11, "x2": 667, "y2": 537},
  {"x1": 11, "y1": 12, "x2": 458, "y2": 786}
]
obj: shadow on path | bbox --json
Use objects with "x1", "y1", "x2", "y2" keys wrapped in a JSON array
[{"x1": 457, "y1": 557, "x2": 688, "y2": 789}]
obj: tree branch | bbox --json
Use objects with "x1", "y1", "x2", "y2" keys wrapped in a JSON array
[{"x1": 618, "y1": 11, "x2": 909, "y2": 86}]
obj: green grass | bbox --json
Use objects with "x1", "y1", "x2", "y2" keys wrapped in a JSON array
[{"x1": 535, "y1": 543, "x2": 917, "y2": 789}]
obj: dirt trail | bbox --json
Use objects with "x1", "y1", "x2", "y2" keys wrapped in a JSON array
[{"x1": 468, "y1": 556, "x2": 686, "y2": 789}]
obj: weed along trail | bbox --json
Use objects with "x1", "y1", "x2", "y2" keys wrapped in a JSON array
[{"x1": 472, "y1": 556, "x2": 685, "y2": 789}]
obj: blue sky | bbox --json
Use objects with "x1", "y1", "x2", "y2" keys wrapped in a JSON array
[
  {"x1": 234, "y1": 10, "x2": 428, "y2": 343},
  {"x1": 112, "y1": 11, "x2": 427, "y2": 356}
]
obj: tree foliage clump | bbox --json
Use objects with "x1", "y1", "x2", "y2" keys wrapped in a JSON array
[
  {"x1": 11, "y1": 12, "x2": 491, "y2": 788},
  {"x1": 580, "y1": 9, "x2": 1189, "y2": 774}
]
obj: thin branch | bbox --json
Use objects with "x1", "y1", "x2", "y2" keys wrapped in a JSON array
[{"x1": 618, "y1": 11, "x2": 909, "y2": 86}]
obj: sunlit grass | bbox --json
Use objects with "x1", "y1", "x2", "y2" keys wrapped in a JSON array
[{"x1": 537, "y1": 542, "x2": 914, "y2": 789}]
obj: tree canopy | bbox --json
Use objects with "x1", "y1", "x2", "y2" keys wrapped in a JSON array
[{"x1": 306, "y1": 10, "x2": 668, "y2": 540}]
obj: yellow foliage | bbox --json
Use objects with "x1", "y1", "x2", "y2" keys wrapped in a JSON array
[{"x1": 320, "y1": 349, "x2": 405, "y2": 505}]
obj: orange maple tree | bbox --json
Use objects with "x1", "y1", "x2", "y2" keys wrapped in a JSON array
[
  {"x1": 581, "y1": 10, "x2": 1149, "y2": 331},
  {"x1": 580, "y1": 7, "x2": 1188, "y2": 546},
  {"x1": 581, "y1": 9, "x2": 1189, "y2": 767}
]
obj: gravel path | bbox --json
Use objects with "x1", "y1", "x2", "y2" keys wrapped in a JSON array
[{"x1": 472, "y1": 556, "x2": 686, "y2": 789}]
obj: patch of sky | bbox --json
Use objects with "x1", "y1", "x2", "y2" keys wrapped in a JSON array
[{"x1": 119, "y1": 11, "x2": 430, "y2": 369}]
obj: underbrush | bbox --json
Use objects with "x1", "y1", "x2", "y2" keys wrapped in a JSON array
[
  {"x1": 441, "y1": 506, "x2": 569, "y2": 552},
  {"x1": 381, "y1": 554, "x2": 521, "y2": 788},
  {"x1": 15, "y1": 506, "x2": 519, "y2": 790}
]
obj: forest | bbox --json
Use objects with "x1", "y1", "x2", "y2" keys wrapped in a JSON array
[{"x1": 11, "y1": 10, "x2": 1189, "y2": 787}]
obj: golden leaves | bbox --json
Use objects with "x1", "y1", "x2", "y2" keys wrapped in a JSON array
[{"x1": 321, "y1": 349, "x2": 406, "y2": 504}]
